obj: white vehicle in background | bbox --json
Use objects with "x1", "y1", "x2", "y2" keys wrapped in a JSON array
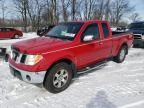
[
  {"x1": 111, "y1": 26, "x2": 127, "y2": 32},
  {"x1": 111, "y1": 27, "x2": 117, "y2": 31}
]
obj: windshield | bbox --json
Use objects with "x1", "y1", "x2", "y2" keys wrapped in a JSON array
[
  {"x1": 128, "y1": 23, "x2": 144, "y2": 30},
  {"x1": 47, "y1": 22, "x2": 83, "y2": 40}
]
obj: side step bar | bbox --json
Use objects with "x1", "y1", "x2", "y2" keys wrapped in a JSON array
[{"x1": 77, "y1": 60, "x2": 108, "y2": 75}]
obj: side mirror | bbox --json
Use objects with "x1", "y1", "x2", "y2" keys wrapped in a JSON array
[{"x1": 83, "y1": 35, "x2": 94, "y2": 42}]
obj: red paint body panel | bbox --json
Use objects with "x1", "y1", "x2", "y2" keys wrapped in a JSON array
[
  {"x1": 9, "y1": 20, "x2": 133, "y2": 73},
  {"x1": 0, "y1": 28, "x2": 23, "y2": 39}
]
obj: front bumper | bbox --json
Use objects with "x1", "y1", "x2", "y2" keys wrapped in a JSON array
[
  {"x1": 9, "y1": 63, "x2": 46, "y2": 84},
  {"x1": 133, "y1": 39, "x2": 144, "y2": 47}
]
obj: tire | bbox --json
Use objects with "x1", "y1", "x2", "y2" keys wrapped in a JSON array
[
  {"x1": 13, "y1": 35, "x2": 19, "y2": 39},
  {"x1": 43, "y1": 62, "x2": 72, "y2": 93},
  {"x1": 113, "y1": 45, "x2": 128, "y2": 63}
]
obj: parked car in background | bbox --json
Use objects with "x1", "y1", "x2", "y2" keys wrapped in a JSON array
[
  {"x1": 128, "y1": 21, "x2": 144, "y2": 48},
  {"x1": 9, "y1": 20, "x2": 133, "y2": 93},
  {"x1": 0, "y1": 28, "x2": 23, "y2": 39},
  {"x1": 111, "y1": 26, "x2": 127, "y2": 32},
  {"x1": 37, "y1": 25, "x2": 55, "y2": 36},
  {"x1": 116, "y1": 26, "x2": 127, "y2": 32}
]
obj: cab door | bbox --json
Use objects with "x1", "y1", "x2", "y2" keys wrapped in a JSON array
[
  {"x1": 77, "y1": 23, "x2": 102, "y2": 67},
  {"x1": 100, "y1": 22, "x2": 113, "y2": 59}
]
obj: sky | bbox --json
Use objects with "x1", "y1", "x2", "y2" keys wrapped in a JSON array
[
  {"x1": 0, "y1": 0, "x2": 144, "y2": 21},
  {"x1": 129, "y1": 0, "x2": 144, "y2": 19}
]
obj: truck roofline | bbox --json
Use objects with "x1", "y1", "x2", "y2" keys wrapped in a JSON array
[{"x1": 63, "y1": 20, "x2": 108, "y2": 24}]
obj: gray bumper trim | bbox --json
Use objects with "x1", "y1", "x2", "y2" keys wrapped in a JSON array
[{"x1": 9, "y1": 63, "x2": 46, "y2": 84}]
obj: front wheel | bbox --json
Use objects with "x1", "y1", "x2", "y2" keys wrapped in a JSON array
[
  {"x1": 13, "y1": 35, "x2": 19, "y2": 39},
  {"x1": 43, "y1": 62, "x2": 72, "y2": 93},
  {"x1": 113, "y1": 45, "x2": 127, "y2": 63}
]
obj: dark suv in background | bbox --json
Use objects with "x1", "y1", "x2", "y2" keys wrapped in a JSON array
[{"x1": 128, "y1": 21, "x2": 144, "y2": 48}]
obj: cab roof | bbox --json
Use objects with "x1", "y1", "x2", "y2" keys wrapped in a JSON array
[{"x1": 63, "y1": 20, "x2": 108, "y2": 24}]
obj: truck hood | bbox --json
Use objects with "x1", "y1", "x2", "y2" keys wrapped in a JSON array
[{"x1": 12, "y1": 37, "x2": 73, "y2": 54}]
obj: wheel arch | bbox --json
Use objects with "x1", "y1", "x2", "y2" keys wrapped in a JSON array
[
  {"x1": 113, "y1": 42, "x2": 128, "y2": 63},
  {"x1": 43, "y1": 58, "x2": 77, "y2": 84},
  {"x1": 121, "y1": 42, "x2": 128, "y2": 55},
  {"x1": 11, "y1": 32, "x2": 18, "y2": 39},
  {"x1": 116, "y1": 42, "x2": 128, "y2": 56}
]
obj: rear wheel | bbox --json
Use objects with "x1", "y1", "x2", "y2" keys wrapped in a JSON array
[
  {"x1": 43, "y1": 62, "x2": 72, "y2": 93},
  {"x1": 13, "y1": 35, "x2": 19, "y2": 39},
  {"x1": 113, "y1": 45, "x2": 128, "y2": 63}
]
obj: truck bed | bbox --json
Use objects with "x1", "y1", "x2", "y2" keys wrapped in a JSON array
[
  {"x1": 112, "y1": 31, "x2": 132, "y2": 37},
  {"x1": 111, "y1": 31, "x2": 133, "y2": 57}
]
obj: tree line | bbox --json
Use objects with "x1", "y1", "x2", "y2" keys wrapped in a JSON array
[{"x1": 0, "y1": 0, "x2": 142, "y2": 32}]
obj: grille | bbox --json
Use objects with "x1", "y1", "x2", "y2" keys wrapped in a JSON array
[
  {"x1": 20, "y1": 54, "x2": 27, "y2": 63},
  {"x1": 133, "y1": 34, "x2": 142, "y2": 40},
  {"x1": 12, "y1": 50, "x2": 26, "y2": 64}
]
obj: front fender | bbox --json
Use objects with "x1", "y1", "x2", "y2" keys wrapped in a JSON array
[{"x1": 41, "y1": 50, "x2": 77, "y2": 71}]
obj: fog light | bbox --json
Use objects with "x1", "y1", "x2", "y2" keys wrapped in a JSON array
[{"x1": 26, "y1": 75, "x2": 31, "y2": 81}]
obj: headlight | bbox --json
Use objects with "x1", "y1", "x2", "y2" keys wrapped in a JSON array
[
  {"x1": 142, "y1": 36, "x2": 144, "y2": 40},
  {"x1": 25, "y1": 55, "x2": 43, "y2": 65}
]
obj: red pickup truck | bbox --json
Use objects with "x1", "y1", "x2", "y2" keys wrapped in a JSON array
[{"x1": 9, "y1": 20, "x2": 133, "y2": 93}]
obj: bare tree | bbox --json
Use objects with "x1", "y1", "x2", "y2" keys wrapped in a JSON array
[
  {"x1": 42, "y1": 0, "x2": 51, "y2": 24},
  {"x1": 110, "y1": 0, "x2": 134, "y2": 26},
  {"x1": 89, "y1": 0, "x2": 111, "y2": 20},
  {"x1": 42, "y1": 0, "x2": 60, "y2": 24},
  {"x1": 27, "y1": 0, "x2": 45, "y2": 30},
  {"x1": 74, "y1": 0, "x2": 83, "y2": 20},
  {"x1": 97, "y1": 0, "x2": 105, "y2": 20},
  {"x1": 71, "y1": 0, "x2": 76, "y2": 20},
  {"x1": 51, "y1": 0, "x2": 58, "y2": 24},
  {"x1": 104, "y1": 0, "x2": 111, "y2": 20},
  {"x1": 83, "y1": 0, "x2": 96, "y2": 20},
  {"x1": 13, "y1": 0, "x2": 28, "y2": 32},
  {"x1": 0, "y1": 0, "x2": 7, "y2": 26},
  {"x1": 129, "y1": 13, "x2": 141, "y2": 22},
  {"x1": 9, "y1": 0, "x2": 135, "y2": 31},
  {"x1": 60, "y1": 0, "x2": 70, "y2": 22}
]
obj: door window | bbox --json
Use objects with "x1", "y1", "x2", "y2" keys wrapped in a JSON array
[{"x1": 82, "y1": 24, "x2": 100, "y2": 40}]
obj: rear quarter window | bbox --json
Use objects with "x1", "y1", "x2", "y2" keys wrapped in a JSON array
[{"x1": 102, "y1": 23, "x2": 110, "y2": 38}]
